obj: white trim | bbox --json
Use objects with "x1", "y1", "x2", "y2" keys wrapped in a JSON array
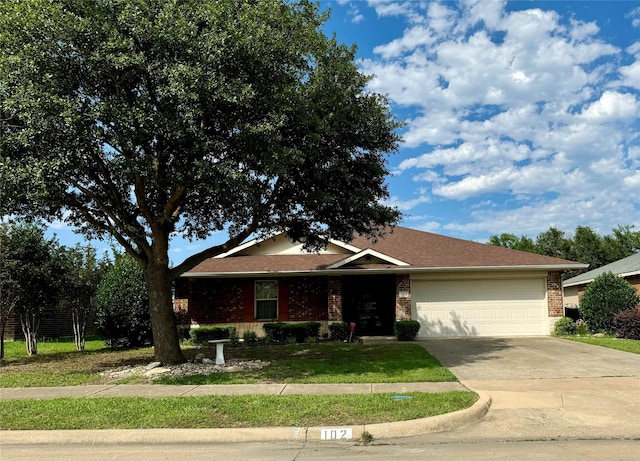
[{"x1": 327, "y1": 249, "x2": 410, "y2": 269}]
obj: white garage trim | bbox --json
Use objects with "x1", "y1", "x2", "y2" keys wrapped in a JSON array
[{"x1": 412, "y1": 275, "x2": 548, "y2": 338}]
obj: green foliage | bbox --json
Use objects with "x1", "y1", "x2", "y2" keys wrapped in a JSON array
[
  {"x1": 57, "y1": 244, "x2": 110, "y2": 350},
  {"x1": 580, "y1": 272, "x2": 640, "y2": 334},
  {"x1": 1, "y1": 0, "x2": 402, "y2": 364},
  {"x1": 553, "y1": 317, "x2": 577, "y2": 335},
  {"x1": 242, "y1": 330, "x2": 259, "y2": 346},
  {"x1": 328, "y1": 322, "x2": 350, "y2": 341},
  {"x1": 489, "y1": 225, "x2": 640, "y2": 280},
  {"x1": 394, "y1": 320, "x2": 421, "y2": 341},
  {"x1": 488, "y1": 233, "x2": 536, "y2": 252},
  {"x1": 262, "y1": 322, "x2": 320, "y2": 343},
  {"x1": 0, "y1": 222, "x2": 64, "y2": 356},
  {"x1": 188, "y1": 326, "x2": 236, "y2": 345},
  {"x1": 95, "y1": 254, "x2": 152, "y2": 349},
  {"x1": 613, "y1": 307, "x2": 640, "y2": 340}
]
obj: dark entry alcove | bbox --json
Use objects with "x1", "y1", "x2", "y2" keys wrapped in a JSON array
[{"x1": 342, "y1": 275, "x2": 396, "y2": 336}]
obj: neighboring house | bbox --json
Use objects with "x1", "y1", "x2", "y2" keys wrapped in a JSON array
[
  {"x1": 563, "y1": 252, "x2": 640, "y2": 307},
  {"x1": 174, "y1": 226, "x2": 586, "y2": 339}
]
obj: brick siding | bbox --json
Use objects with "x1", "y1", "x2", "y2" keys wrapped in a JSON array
[
  {"x1": 327, "y1": 277, "x2": 343, "y2": 321},
  {"x1": 395, "y1": 274, "x2": 411, "y2": 320},
  {"x1": 547, "y1": 271, "x2": 564, "y2": 317}
]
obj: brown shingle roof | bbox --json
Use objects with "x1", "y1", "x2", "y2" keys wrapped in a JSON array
[{"x1": 184, "y1": 226, "x2": 584, "y2": 276}]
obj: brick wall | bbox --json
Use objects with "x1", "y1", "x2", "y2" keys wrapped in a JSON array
[
  {"x1": 287, "y1": 277, "x2": 328, "y2": 321},
  {"x1": 175, "y1": 276, "x2": 330, "y2": 325},
  {"x1": 547, "y1": 271, "x2": 564, "y2": 317},
  {"x1": 174, "y1": 278, "x2": 246, "y2": 324},
  {"x1": 327, "y1": 277, "x2": 342, "y2": 321},
  {"x1": 395, "y1": 274, "x2": 411, "y2": 320}
]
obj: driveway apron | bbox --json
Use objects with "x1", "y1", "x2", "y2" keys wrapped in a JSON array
[{"x1": 419, "y1": 337, "x2": 640, "y2": 441}]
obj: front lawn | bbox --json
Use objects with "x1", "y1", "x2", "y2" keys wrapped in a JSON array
[
  {"x1": 0, "y1": 340, "x2": 456, "y2": 387},
  {"x1": 563, "y1": 336, "x2": 640, "y2": 354},
  {"x1": 0, "y1": 392, "x2": 477, "y2": 430}
]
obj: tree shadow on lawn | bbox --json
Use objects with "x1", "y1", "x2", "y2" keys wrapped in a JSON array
[{"x1": 187, "y1": 342, "x2": 457, "y2": 384}]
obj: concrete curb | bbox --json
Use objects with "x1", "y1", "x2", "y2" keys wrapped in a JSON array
[{"x1": 0, "y1": 391, "x2": 491, "y2": 444}]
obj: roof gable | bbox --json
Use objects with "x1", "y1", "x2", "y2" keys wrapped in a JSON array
[{"x1": 184, "y1": 226, "x2": 586, "y2": 276}]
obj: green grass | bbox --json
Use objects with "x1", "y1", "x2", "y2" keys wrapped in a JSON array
[
  {"x1": 0, "y1": 392, "x2": 477, "y2": 430},
  {"x1": 1, "y1": 337, "x2": 106, "y2": 359},
  {"x1": 563, "y1": 336, "x2": 640, "y2": 354},
  {"x1": 159, "y1": 343, "x2": 457, "y2": 384},
  {"x1": 1, "y1": 341, "x2": 456, "y2": 387}
]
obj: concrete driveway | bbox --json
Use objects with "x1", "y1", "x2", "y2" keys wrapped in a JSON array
[
  {"x1": 420, "y1": 337, "x2": 640, "y2": 380},
  {"x1": 419, "y1": 337, "x2": 640, "y2": 441}
]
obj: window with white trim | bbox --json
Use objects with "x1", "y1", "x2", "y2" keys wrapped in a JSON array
[{"x1": 255, "y1": 280, "x2": 278, "y2": 320}]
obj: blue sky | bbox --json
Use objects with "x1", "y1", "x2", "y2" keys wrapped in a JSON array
[{"x1": 47, "y1": 0, "x2": 640, "y2": 263}]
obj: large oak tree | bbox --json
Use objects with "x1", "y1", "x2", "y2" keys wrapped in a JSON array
[{"x1": 0, "y1": 0, "x2": 402, "y2": 363}]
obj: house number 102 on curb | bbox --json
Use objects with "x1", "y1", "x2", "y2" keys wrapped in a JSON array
[{"x1": 320, "y1": 428, "x2": 353, "y2": 440}]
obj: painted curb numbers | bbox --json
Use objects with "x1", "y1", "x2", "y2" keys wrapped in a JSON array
[{"x1": 320, "y1": 427, "x2": 353, "y2": 440}]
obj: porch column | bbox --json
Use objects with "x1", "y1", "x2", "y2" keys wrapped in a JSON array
[
  {"x1": 328, "y1": 276, "x2": 343, "y2": 321},
  {"x1": 395, "y1": 274, "x2": 412, "y2": 320},
  {"x1": 547, "y1": 271, "x2": 563, "y2": 317}
]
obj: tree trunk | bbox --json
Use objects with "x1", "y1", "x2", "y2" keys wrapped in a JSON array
[
  {"x1": 72, "y1": 308, "x2": 86, "y2": 351},
  {"x1": 145, "y1": 258, "x2": 184, "y2": 365},
  {"x1": 19, "y1": 310, "x2": 39, "y2": 356}
]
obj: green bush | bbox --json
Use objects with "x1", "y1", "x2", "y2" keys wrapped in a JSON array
[
  {"x1": 242, "y1": 330, "x2": 258, "y2": 346},
  {"x1": 189, "y1": 326, "x2": 236, "y2": 345},
  {"x1": 262, "y1": 322, "x2": 321, "y2": 343},
  {"x1": 580, "y1": 272, "x2": 640, "y2": 334},
  {"x1": 553, "y1": 317, "x2": 577, "y2": 336},
  {"x1": 613, "y1": 307, "x2": 640, "y2": 340},
  {"x1": 95, "y1": 255, "x2": 152, "y2": 349},
  {"x1": 328, "y1": 322, "x2": 349, "y2": 341},
  {"x1": 575, "y1": 319, "x2": 590, "y2": 336},
  {"x1": 394, "y1": 320, "x2": 421, "y2": 341}
]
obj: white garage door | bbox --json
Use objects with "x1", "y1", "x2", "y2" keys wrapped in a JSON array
[{"x1": 412, "y1": 278, "x2": 548, "y2": 337}]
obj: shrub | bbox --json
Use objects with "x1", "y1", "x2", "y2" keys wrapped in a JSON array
[
  {"x1": 394, "y1": 320, "x2": 421, "y2": 341},
  {"x1": 553, "y1": 317, "x2": 577, "y2": 336},
  {"x1": 580, "y1": 272, "x2": 640, "y2": 334},
  {"x1": 189, "y1": 326, "x2": 236, "y2": 345},
  {"x1": 95, "y1": 255, "x2": 152, "y2": 349},
  {"x1": 262, "y1": 322, "x2": 320, "y2": 343},
  {"x1": 243, "y1": 330, "x2": 258, "y2": 346},
  {"x1": 328, "y1": 322, "x2": 349, "y2": 341},
  {"x1": 575, "y1": 319, "x2": 590, "y2": 336},
  {"x1": 613, "y1": 307, "x2": 640, "y2": 340}
]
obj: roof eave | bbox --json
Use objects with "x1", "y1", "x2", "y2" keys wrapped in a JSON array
[
  {"x1": 181, "y1": 263, "x2": 587, "y2": 278},
  {"x1": 563, "y1": 269, "x2": 640, "y2": 287}
]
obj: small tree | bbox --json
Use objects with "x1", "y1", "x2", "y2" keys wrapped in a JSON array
[
  {"x1": 0, "y1": 222, "x2": 62, "y2": 355},
  {"x1": 95, "y1": 254, "x2": 152, "y2": 349},
  {"x1": 58, "y1": 244, "x2": 110, "y2": 351},
  {"x1": 580, "y1": 272, "x2": 640, "y2": 334},
  {"x1": 0, "y1": 238, "x2": 18, "y2": 359}
]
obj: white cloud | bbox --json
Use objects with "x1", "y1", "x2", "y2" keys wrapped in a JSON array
[
  {"x1": 580, "y1": 91, "x2": 639, "y2": 121},
  {"x1": 361, "y1": 1, "x2": 639, "y2": 240}
]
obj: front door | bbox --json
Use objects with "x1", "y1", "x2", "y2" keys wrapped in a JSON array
[{"x1": 342, "y1": 275, "x2": 396, "y2": 336}]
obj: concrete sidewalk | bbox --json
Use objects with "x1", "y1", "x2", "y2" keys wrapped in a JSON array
[{"x1": 0, "y1": 381, "x2": 466, "y2": 400}]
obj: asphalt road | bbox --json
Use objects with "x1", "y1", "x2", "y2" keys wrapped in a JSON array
[{"x1": 3, "y1": 439, "x2": 640, "y2": 460}]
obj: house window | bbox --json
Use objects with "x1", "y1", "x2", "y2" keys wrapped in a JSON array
[{"x1": 255, "y1": 280, "x2": 278, "y2": 320}]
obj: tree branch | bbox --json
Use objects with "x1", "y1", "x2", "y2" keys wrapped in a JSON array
[{"x1": 169, "y1": 220, "x2": 259, "y2": 280}]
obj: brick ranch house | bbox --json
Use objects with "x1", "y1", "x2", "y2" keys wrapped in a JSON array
[
  {"x1": 174, "y1": 226, "x2": 587, "y2": 338},
  {"x1": 563, "y1": 252, "x2": 640, "y2": 307}
]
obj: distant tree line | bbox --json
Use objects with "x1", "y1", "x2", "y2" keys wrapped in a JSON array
[{"x1": 489, "y1": 225, "x2": 640, "y2": 278}]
